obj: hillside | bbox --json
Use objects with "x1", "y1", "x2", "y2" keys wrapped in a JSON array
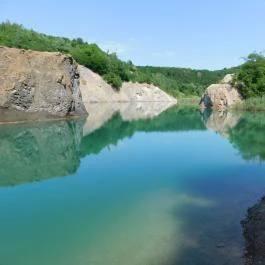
[{"x1": 0, "y1": 21, "x2": 234, "y2": 97}]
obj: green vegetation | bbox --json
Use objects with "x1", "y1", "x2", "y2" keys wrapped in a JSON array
[
  {"x1": 232, "y1": 97, "x2": 265, "y2": 111},
  {"x1": 0, "y1": 21, "x2": 133, "y2": 90},
  {"x1": 131, "y1": 66, "x2": 233, "y2": 97},
  {"x1": 234, "y1": 52, "x2": 265, "y2": 98},
  {"x1": 0, "y1": 21, "x2": 232, "y2": 95}
]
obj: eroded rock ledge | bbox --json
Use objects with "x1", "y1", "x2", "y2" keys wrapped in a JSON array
[
  {"x1": 242, "y1": 197, "x2": 265, "y2": 265},
  {"x1": 0, "y1": 46, "x2": 87, "y2": 116}
]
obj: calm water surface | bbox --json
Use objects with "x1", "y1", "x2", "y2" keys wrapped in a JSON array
[{"x1": 0, "y1": 104, "x2": 265, "y2": 265}]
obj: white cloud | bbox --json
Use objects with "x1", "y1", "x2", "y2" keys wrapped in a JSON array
[
  {"x1": 153, "y1": 51, "x2": 177, "y2": 57},
  {"x1": 98, "y1": 41, "x2": 133, "y2": 54}
]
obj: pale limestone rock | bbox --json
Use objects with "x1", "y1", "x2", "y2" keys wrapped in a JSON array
[
  {"x1": 200, "y1": 74, "x2": 242, "y2": 111},
  {"x1": 78, "y1": 65, "x2": 177, "y2": 113}
]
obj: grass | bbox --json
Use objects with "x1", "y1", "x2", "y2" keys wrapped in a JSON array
[
  {"x1": 232, "y1": 97, "x2": 265, "y2": 111},
  {"x1": 177, "y1": 96, "x2": 200, "y2": 107}
]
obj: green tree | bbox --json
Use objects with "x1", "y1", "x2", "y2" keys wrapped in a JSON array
[{"x1": 235, "y1": 52, "x2": 265, "y2": 98}]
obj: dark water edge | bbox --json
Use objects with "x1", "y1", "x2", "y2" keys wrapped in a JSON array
[
  {"x1": 0, "y1": 107, "x2": 86, "y2": 124},
  {"x1": 0, "y1": 104, "x2": 265, "y2": 265}
]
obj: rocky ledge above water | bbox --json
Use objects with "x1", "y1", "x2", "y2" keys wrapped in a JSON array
[
  {"x1": 0, "y1": 46, "x2": 87, "y2": 116},
  {"x1": 242, "y1": 197, "x2": 265, "y2": 265}
]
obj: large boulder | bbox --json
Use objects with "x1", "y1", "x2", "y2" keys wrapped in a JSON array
[
  {"x1": 0, "y1": 46, "x2": 87, "y2": 116},
  {"x1": 200, "y1": 74, "x2": 242, "y2": 111}
]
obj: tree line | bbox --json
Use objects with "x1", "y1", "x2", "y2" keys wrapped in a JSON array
[{"x1": 4, "y1": 21, "x2": 259, "y2": 98}]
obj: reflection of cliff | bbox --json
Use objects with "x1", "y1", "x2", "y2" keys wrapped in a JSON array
[
  {"x1": 83, "y1": 102, "x2": 176, "y2": 136},
  {"x1": 0, "y1": 119, "x2": 84, "y2": 186},
  {"x1": 202, "y1": 109, "x2": 241, "y2": 138},
  {"x1": 0, "y1": 105, "x2": 204, "y2": 186},
  {"x1": 81, "y1": 106, "x2": 206, "y2": 157},
  {"x1": 202, "y1": 111, "x2": 265, "y2": 162}
]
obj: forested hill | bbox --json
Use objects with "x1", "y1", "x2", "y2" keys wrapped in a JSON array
[
  {"x1": 134, "y1": 66, "x2": 234, "y2": 97},
  {"x1": 0, "y1": 21, "x2": 233, "y2": 97}
]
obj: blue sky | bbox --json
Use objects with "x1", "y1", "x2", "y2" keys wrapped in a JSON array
[{"x1": 1, "y1": 0, "x2": 265, "y2": 69}]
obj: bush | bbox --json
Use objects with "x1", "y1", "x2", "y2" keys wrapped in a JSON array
[{"x1": 103, "y1": 73, "x2": 122, "y2": 90}]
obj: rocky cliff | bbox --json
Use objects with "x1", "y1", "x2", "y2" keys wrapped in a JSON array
[
  {"x1": 78, "y1": 65, "x2": 177, "y2": 109},
  {"x1": 0, "y1": 46, "x2": 87, "y2": 116},
  {"x1": 200, "y1": 74, "x2": 242, "y2": 111}
]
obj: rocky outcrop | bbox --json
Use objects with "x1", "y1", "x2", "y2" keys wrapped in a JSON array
[
  {"x1": 200, "y1": 74, "x2": 242, "y2": 111},
  {"x1": 242, "y1": 197, "x2": 265, "y2": 265},
  {"x1": 78, "y1": 65, "x2": 177, "y2": 110},
  {"x1": 0, "y1": 46, "x2": 87, "y2": 116}
]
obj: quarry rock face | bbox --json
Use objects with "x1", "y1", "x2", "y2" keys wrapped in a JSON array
[
  {"x1": 0, "y1": 46, "x2": 87, "y2": 116},
  {"x1": 78, "y1": 65, "x2": 177, "y2": 107}
]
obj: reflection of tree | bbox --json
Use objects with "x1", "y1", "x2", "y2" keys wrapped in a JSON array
[
  {"x1": 229, "y1": 113, "x2": 265, "y2": 161},
  {"x1": 202, "y1": 109, "x2": 265, "y2": 162},
  {"x1": 81, "y1": 106, "x2": 206, "y2": 157},
  {"x1": 0, "y1": 119, "x2": 84, "y2": 186}
]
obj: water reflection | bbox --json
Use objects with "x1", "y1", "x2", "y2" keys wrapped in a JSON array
[
  {"x1": 0, "y1": 119, "x2": 84, "y2": 186},
  {"x1": 83, "y1": 101, "x2": 176, "y2": 136},
  {"x1": 202, "y1": 110, "x2": 265, "y2": 162},
  {"x1": 1, "y1": 104, "x2": 265, "y2": 265},
  {"x1": 229, "y1": 112, "x2": 265, "y2": 162},
  {"x1": 2, "y1": 104, "x2": 265, "y2": 187},
  {"x1": 81, "y1": 104, "x2": 205, "y2": 157}
]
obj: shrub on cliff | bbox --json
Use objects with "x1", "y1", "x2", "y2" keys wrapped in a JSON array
[{"x1": 103, "y1": 73, "x2": 122, "y2": 90}]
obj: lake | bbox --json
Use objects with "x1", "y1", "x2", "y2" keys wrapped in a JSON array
[{"x1": 0, "y1": 103, "x2": 265, "y2": 265}]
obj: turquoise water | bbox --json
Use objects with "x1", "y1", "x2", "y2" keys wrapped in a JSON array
[{"x1": 0, "y1": 106, "x2": 265, "y2": 265}]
